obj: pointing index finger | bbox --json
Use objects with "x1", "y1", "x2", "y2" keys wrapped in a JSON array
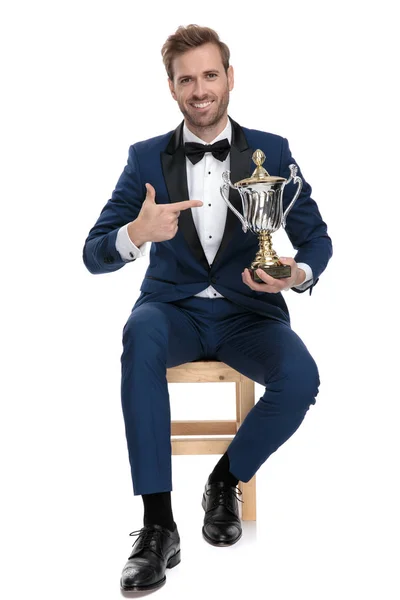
[{"x1": 167, "y1": 200, "x2": 203, "y2": 212}]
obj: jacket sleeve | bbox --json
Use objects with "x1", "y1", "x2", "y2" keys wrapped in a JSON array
[
  {"x1": 82, "y1": 144, "x2": 146, "y2": 274},
  {"x1": 279, "y1": 138, "x2": 333, "y2": 294}
]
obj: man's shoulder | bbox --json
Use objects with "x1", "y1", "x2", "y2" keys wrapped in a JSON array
[
  {"x1": 241, "y1": 124, "x2": 286, "y2": 146},
  {"x1": 131, "y1": 129, "x2": 175, "y2": 155},
  {"x1": 236, "y1": 122, "x2": 289, "y2": 171}
]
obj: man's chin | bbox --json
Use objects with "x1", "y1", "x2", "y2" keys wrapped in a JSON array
[{"x1": 185, "y1": 109, "x2": 221, "y2": 129}]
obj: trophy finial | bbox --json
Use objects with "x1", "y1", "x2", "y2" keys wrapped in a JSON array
[
  {"x1": 251, "y1": 149, "x2": 270, "y2": 180},
  {"x1": 252, "y1": 149, "x2": 266, "y2": 167}
]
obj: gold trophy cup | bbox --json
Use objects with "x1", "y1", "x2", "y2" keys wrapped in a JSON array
[{"x1": 220, "y1": 150, "x2": 303, "y2": 282}]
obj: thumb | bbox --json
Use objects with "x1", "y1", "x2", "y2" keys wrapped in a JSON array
[
  {"x1": 144, "y1": 183, "x2": 156, "y2": 202},
  {"x1": 279, "y1": 256, "x2": 294, "y2": 264}
]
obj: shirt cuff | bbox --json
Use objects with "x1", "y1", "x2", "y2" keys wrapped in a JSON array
[
  {"x1": 292, "y1": 262, "x2": 313, "y2": 291},
  {"x1": 115, "y1": 224, "x2": 149, "y2": 261}
]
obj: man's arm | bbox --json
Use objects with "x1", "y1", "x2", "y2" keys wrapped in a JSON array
[
  {"x1": 280, "y1": 137, "x2": 333, "y2": 294},
  {"x1": 82, "y1": 145, "x2": 145, "y2": 274}
]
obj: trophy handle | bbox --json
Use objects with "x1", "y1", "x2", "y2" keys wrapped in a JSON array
[
  {"x1": 282, "y1": 164, "x2": 303, "y2": 228},
  {"x1": 220, "y1": 171, "x2": 248, "y2": 232}
]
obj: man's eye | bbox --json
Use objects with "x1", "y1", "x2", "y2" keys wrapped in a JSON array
[
  {"x1": 207, "y1": 73, "x2": 217, "y2": 79},
  {"x1": 180, "y1": 78, "x2": 190, "y2": 84}
]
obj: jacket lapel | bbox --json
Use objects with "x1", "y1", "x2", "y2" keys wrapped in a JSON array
[
  {"x1": 160, "y1": 117, "x2": 253, "y2": 273},
  {"x1": 161, "y1": 122, "x2": 210, "y2": 271},
  {"x1": 211, "y1": 117, "x2": 253, "y2": 269}
]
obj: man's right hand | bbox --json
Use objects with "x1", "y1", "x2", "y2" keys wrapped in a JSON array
[{"x1": 127, "y1": 183, "x2": 203, "y2": 246}]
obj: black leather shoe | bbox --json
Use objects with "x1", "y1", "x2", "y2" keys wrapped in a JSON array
[
  {"x1": 201, "y1": 477, "x2": 243, "y2": 546},
  {"x1": 120, "y1": 523, "x2": 181, "y2": 592}
]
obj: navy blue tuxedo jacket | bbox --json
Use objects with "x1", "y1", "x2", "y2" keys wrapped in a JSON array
[{"x1": 83, "y1": 117, "x2": 332, "y2": 325}]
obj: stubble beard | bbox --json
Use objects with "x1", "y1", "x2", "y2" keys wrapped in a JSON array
[{"x1": 179, "y1": 87, "x2": 230, "y2": 135}]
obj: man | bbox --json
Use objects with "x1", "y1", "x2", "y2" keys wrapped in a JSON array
[{"x1": 83, "y1": 24, "x2": 332, "y2": 593}]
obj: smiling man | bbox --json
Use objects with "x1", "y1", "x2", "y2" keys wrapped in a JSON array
[
  {"x1": 83, "y1": 24, "x2": 332, "y2": 593},
  {"x1": 168, "y1": 41, "x2": 232, "y2": 141}
]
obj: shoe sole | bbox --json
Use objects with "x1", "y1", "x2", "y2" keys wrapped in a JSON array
[
  {"x1": 120, "y1": 550, "x2": 181, "y2": 592},
  {"x1": 201, "y1": 494, "x2": 242, "y2": 547}
]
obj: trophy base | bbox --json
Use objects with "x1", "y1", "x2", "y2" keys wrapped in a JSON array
[{"x1": 251, "y1": 264, "x2": 291, "y2": 282}]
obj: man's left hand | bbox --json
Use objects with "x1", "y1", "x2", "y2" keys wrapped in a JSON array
[{"x1": 241, "y1": 257, "x2": 306, "y2": 294}]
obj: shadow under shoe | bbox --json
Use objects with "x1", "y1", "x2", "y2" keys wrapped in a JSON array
[
  {"x1": 201, "y1": 478, "x2": 243, "y2": 546},
  {"x1": 120, "y1": 523, "x2": 181, "y2": 592}
]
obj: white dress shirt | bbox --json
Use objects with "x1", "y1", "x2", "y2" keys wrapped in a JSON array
[{"x1": 115, "y1": 119, "x2": 313, "y2": 294}]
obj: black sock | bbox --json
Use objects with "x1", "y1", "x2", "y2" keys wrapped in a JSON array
[
  {"x1": 209, "y1": 452, "x2": 239, "y2": 487},
  {"x1": 141, "y1": 491, "x2": 176, "y2": 532}
]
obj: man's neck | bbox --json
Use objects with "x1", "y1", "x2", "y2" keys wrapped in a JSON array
[{"x1": 184, "y1": 115, "x2": 229, "y2": 143}]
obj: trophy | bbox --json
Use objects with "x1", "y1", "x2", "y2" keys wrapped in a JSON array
[{"x1": 220, "y1": 150, "x2": 303, "y2": 282}]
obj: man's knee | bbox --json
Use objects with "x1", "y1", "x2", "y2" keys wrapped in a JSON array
[
  {"x1": 122, "y1": 303, "x2": 170, "y2": 351},
  {"x1": 266, "y1": 351, "x2": 320, "y2": 409},
  {"x1": 297, "y1": 353, "x2": 320, "y2": 405}
]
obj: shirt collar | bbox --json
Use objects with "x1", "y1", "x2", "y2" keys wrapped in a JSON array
[{"x1": 183, "y1": 117, "x2": 232, "y2": 145}]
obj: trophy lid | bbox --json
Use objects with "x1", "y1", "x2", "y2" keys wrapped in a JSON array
[{"x1": 235, "y1": 150, "x2": 286, "y2": 186}]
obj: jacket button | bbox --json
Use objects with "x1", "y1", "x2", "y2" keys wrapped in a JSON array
[
  {"x1": 211, "y1": 277, "x2": 217, "y2": 284},
  {"x1": 104, "y1": 256, "x2": 114, "y2": 264}
]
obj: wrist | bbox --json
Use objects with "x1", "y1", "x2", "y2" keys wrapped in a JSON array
[
  {"x1": 127, "y1": 219, "x2": 147, "y2": 248},
  {"x1": 295, "y1": 268, "x2": 306, "y2": 287}
]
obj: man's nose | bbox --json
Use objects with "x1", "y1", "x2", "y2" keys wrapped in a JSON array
[{"x1": 192, "y1": 79, "x2": 207, "y2": 99}]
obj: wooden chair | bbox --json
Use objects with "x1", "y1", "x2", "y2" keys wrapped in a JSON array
[{"x1": 166, "y1": 360, "x2": 256, "y2": 520}]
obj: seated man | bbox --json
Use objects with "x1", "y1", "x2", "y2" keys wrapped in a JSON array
[{"x1": 83, "y1": 23, "x2": 332, "y2": 594}]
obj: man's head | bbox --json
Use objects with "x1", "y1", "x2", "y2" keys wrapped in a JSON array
[{"x1": 161, "y1": 25, "x2": 234, "y2": 135}]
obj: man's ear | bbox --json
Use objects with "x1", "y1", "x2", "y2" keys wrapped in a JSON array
[
  {"x1": 227, "y1": 65, "x2": 234, "y2": 92},
  {"x1": 168, "y1": 78, "x2": 177, "y2": 101}
]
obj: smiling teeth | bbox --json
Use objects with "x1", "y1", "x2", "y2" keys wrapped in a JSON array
[{"x1": 193, "y1": 101, "x2": 212, "y2": 108}]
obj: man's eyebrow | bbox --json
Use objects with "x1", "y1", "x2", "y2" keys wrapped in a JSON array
[{"x1": 177, "y1": 69, "x2": 220, "y2": 79}]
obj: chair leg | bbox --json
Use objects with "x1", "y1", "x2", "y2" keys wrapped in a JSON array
[
  {"x1": 236, "y1": 376, "x2": 257, "y2": 521},
  {"x1": 239, "y1": 476, "x2": 256, "y2": 521}
]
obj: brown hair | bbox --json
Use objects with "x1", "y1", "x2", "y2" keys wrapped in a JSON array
[{"x1": 161, "y1": 24, "x2": 230, "y2": 81}]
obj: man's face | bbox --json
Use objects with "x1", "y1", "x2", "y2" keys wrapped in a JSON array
[{"x1": 168, "y1": 43, "x2": 234, "y2": 130}]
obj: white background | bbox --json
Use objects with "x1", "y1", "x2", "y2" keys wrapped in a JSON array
[{"x1": 1, "y1": 1, "x2": 399, "y2": 598}]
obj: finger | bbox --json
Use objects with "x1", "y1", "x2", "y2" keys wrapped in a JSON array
[
  {"x1": 242, "y1": 268, "x2": 268, "y2": 291},
  {"x1": 167, "y1": 200, "x2": 203, "y2": 212},
  {"x1": 242, "y1": 268, "x2": 254, "y2": 287},
  {"x1": 241, "y1": 268, "x2": 253, "y2": 287},
  {"x1": 256, "y1": 269, "x2": 288, "y2": 291},
  {"x1": 254, "y1": 268, "x2": 277, "y2": 285},
  {"x1": 145, "y1": 183, "x2": 155, "y2": 193},
  {"x1": 243, "y1": 269, "x2": 282, "y2": 294},
  {"x1": 145, "y1": 183, "x2": 156, "y2": 201}
]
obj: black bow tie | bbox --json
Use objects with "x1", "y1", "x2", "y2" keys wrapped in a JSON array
[{"x1": 183, "y1": 138, "x2": 231, "y2": 165}]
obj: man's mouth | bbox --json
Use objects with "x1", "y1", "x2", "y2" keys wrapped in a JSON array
[{"x1": 190, "y1": 100, "x2": 214, "y2": 110}]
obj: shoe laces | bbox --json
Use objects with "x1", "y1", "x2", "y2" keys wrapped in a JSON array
[
  {"x1": 206, "y1": 485, "x2": 244, "y2": 509},
  {"x1": 129, "y1": 525, "x2": 170, "y2": 558}
]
